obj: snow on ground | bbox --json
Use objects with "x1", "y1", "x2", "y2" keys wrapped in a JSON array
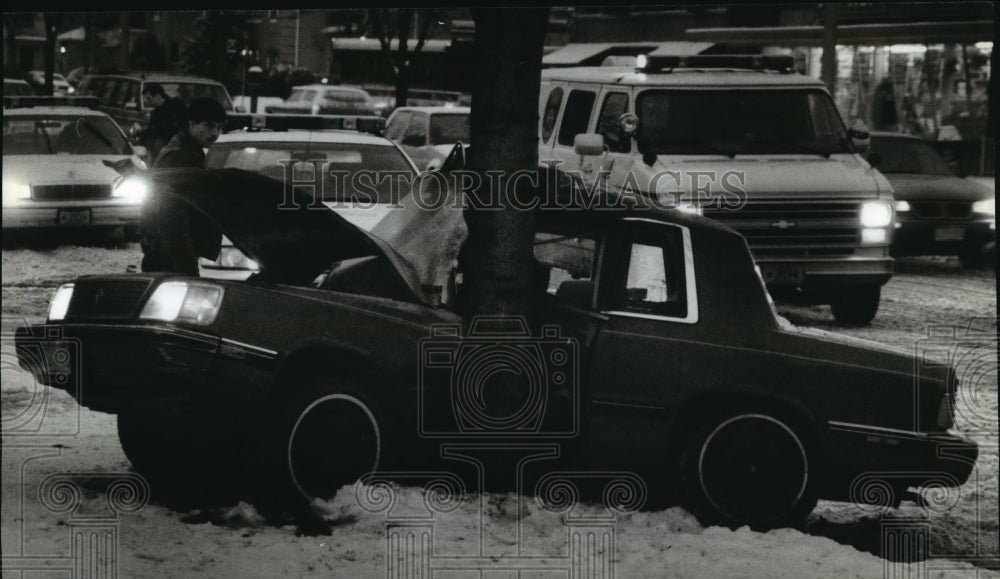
[{"x1": 2, "y1": 244, "x2": 997, "y2": 578}]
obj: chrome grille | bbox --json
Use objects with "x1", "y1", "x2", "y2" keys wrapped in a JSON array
[
  {"x1": 703, "y1": 201, "x2": 860, "y2": 256},
  {"x1": 66, "y1": 279, "x2": 153, "y2": 319},
  {"x1": 32, "y1": 184, "x2": 112, "y2": 201}
]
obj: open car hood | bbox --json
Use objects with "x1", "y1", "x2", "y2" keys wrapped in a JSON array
[{"x1": 146, "y1": 168, "x2": 430, "y2": 301}]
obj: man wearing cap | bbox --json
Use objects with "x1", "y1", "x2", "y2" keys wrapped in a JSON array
[{"x1": 140, "y1": 97, "x2": 227, "y2": 275}]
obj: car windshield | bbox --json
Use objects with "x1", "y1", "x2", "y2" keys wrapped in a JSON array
[
  {"x1": 429, "y1": 114, "x2": 470, "y2": 145},
  {"x1": 286, "y1": 89, "x2": 317, "y2": 103},
  {"x1": 156, "y1": 82, "x2": 233, "y2": 111},
  {"x1": 2, "y1": 115, "x2": 132, "y2": 155},
  {"x1": 869, "y1": 137, "x2": 953, "y2": 176},
  {"x1": 636, "y1": 89, "x2": 851, "y2": 156},
  {"x1": 206, "y1": 141, "x2": 416, "y2": 203}
]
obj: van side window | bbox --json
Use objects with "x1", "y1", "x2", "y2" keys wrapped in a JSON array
[
  {"x1": 557, "y1": 89, "x2": 596, "y2": 146},
  {"x1": 541, "y1": 87, "x2": 564, "y2": 144},
  {"x1": 597, "y1": 92, "x2": 630, "y2": 153}
]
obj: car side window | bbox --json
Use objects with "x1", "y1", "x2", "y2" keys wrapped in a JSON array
[
  {"x1": 386, "y1": 111, "x2": 411, "y2": 141},
  {"x1": 533, "y1": 232, "x2": 600, "y2": 310},
  {"x1": 616, "y1": 225, "x2": 689, "y2": 319},
  {"x1": 597, "y1": 92, "x2": 630, "y2": 153},
  {"x1": 557, "y1": 89, "x2": 596, "y2": 146},
  {"x1": 99, "y1": 79, "x2": 121, "y2": 106},
  {"x1": 120, "y1": 81, "x2": 139, "y2": 108},
  {"x1": 402, "y1": 113, "x2": 427, "y2": 147},
  {"x1": 541, "y1": 87, "x2": 564, "y2": 144}
]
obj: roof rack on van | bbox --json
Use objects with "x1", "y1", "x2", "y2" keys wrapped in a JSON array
[
  {"x1": 3, "y1": 96, "x2": 99, "y2": 109},
  {"x1": 637, "y1": 54, "x2": 795, "y2": 74},
  {"x1": 224, "y1": 113, "x2": 385, "y2": 136}
]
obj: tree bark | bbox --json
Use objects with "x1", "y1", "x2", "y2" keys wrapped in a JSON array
[
  {"x1": 43, "y1": 13, "x2": 59, "y2": 96},
  {"x1": 461, "y1": 8, "x2": 550, "y2": 322}
]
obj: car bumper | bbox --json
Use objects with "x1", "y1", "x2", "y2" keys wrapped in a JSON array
[
  {"x1": 757, "y1": 254, "x2": 894, "y2": 289},
  {"x1": 821, "y1": 421, "x2": 978, "y2": 503},
  {"x1": 13, "y1": 322, "x2": 242, "y2": 414},
  {"x1": 2, "y1": 201, "x2": 141, "y2": 230},
  {"x1": 891, "y1": 219, "x2": 995, "y2": 256}
]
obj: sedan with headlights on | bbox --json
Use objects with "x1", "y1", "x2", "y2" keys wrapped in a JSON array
[
  {"x1": 3, "y1": 98, "x2": 148, "y2": 238},
  {"x1": 869, "y1": 132, "x2": 995, "y2": 268}
]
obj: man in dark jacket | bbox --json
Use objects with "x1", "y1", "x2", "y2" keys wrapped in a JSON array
[
  {"x1": 138, "y1": 82, "x2": 187, "y2": 162},
  {"x1": 140, "y1": 97, "x2": 227, "y2": 275}
]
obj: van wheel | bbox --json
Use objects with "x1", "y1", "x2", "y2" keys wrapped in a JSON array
[
  {"x1": 264, "y1": 378, "x2": 383, "y2": 505},
  {"x1": 829, "y1": 286, "x2": 880, "y2": 326},
  {"x1": 681, "y1": 412, "x2": 817, "y2": 530}
]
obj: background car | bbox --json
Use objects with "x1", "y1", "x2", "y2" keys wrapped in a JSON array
[
  {"x1": 385, "y1": 106, "x2": 470, "y2": 171},
  {"x1": 4, "y1": 78, "x2": 36, "y2": 96},
  {"x1": 198, "y1": 120, "x2": 419, "y2": 279},
  {"x1": 869, "y1": 132, "x2": 995, "y2": 268},
  {"x1": 27, "y1": 70, "x2": 74, "y2": 96},
  {"x1": 3, "y1": 98, "x2": 147, "y2": 238},
  {"x1": 266, "y1": 84, "x2": 383, "y2": 116}
]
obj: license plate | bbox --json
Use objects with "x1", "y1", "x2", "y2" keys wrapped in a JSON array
[
  {"x1": 58, "y1": 209, "x2": 91, "y2": 226},
  {"x1": 761, "y1": 265, "x2": 804, "y2": 284},
  {"x1": 933, "y1": 226, "x2": 965, "y2": 241}
]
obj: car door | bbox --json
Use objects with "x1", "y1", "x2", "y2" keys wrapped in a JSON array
[{"x1": 583, "y1": 218, "x2": 701, "y2": 470}]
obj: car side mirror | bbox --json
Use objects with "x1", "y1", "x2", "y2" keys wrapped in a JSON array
[
  {"x1": 440, "y1": 142, "x2": 466, "y2": 172},
  {"x1": 132, "y1": 145, "x2": 148, "y2": 159},
  {"x1": 574, "y1": 133, "x2": 605, "y2": 156},
  {"x1": 849, "y1": 125, "x2": 870, "y2": 155}
]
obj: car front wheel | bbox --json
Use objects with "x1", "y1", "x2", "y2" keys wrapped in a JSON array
[
  {"x1": 829, "y1": 285, "x2": 881, "y2": 326},
  {"x1": 265, "y1": 378, "x2": 384, "y2": 505},
  {"x1": 681, "y1": 412, "x2": 817, "y2": 530}
]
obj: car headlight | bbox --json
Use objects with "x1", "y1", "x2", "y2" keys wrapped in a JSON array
[
  {"x1": 860, "y1": 201, "x2": 893, "y2": 227},
  {"x1": 972, "y1": 198, "x2": 995, "y2": 216},
  {"x1": 113, "y1": 175, "x2": 148, "y2": 202},
  {"x1": 894, "y1": 200, "x2": 911, "y2": 213},
  {"x1": 48, "y1": 283, "x2": 75, "y2": 321},
  {"x1": 139, "y1": 281, "x2": 224, "y2": 325},
  {"x1": 3, "y1": 180, "x2": 32, "y2": 204}
]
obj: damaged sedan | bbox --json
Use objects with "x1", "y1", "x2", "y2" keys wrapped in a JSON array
[{"x1": 15, "y1": 168, "x2": 977, "y2": 530}]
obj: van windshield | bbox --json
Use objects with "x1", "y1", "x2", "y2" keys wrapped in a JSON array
[{"x1": 636, "y1": 89, "x2": 851, "y2": 156}]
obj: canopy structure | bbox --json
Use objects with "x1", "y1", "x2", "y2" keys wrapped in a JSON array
[{"x1": 684, "y1": 21, "x2": 994, "y2": 46}]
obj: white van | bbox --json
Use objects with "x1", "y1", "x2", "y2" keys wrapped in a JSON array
[{"x1": 539, "y1": 55, "x2": 895, "y2": 325}]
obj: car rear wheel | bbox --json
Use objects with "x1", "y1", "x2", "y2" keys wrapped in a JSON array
[
  {"x1": 829, "y1": 285, "x2": 881, "y2": 326},
  {"x1": 265, "y1": 378, "x2": 383, "y2": 505},
  {"x1": 681, "y1": 412, "x2": 817, "y2": 530}
]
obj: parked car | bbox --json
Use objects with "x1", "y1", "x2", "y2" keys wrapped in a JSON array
[
  {"x1": 2, "y1": 97, "x2": 147, "y2": 236},
  {"x1": 385, "y1": 106, "x2": 470, "y2": 171},
  {"x1": 27, "y1": 70, "x2": 74, "y2": 96},
  {"x1": 198, "y1": 117, "x2": 419, "y2": 279},
  {"x1": 5, "y1": 78, "x2": 36, "y2": 96},
  {"x1": 869, "y1": 132, "x2": 995, "y2": 268},
  {"x1": 266, "y1": 84, "x2": 382, "y2": 117},
  {"x1": 15, "y1": 168, "x2": 977, "y2": 530}
]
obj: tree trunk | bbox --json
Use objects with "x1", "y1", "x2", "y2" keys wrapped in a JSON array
[
  {"x1": 43, "y1": 13, "x2": 59, "y2": 96},
  {"x1": 461, "y1": 8, "x2": 550, "y2": 321}
]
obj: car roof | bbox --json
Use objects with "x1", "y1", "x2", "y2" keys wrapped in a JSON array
[
  {"x1": 86, "y1": 72, "x2": 224, "y2": 85},
  {"x1": 869, "y1": 131, "x2": 924, "y2": 141},
  {"x1": 393, "y1": 106, "x2": 471, "y2": 115},
  {"x1": 215, "y1": 131, "x2": 395, "y2": 146},
  {"x1": 542, "y1": 66, "x2": 826, "y2": 88},
  {"x1": 4, "y1": 78, "x2": 31, "y2": 85},
  {"x1": 2, "y1": 106, "x2": 107, "y2": 117},
  {"x1": 292, "y1": 84, "x2": 369, "y2": 92}
]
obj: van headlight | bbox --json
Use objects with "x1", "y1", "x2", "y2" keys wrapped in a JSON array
[
  {"x1": 972, "y1": 198, "x2": 995, "y2": 216},
  {"x1": 113, "y1": 175, "x2": 148, "y2": 202},
  {"x1": 860, "y1": 201, "x2": 893, "y2": 227},
  {"x1": 139, "y1": 281, "x2": 224, "y2": 325},
  {"x1": 48, "y1": 283, "x2": 75, "y2": 321}
]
